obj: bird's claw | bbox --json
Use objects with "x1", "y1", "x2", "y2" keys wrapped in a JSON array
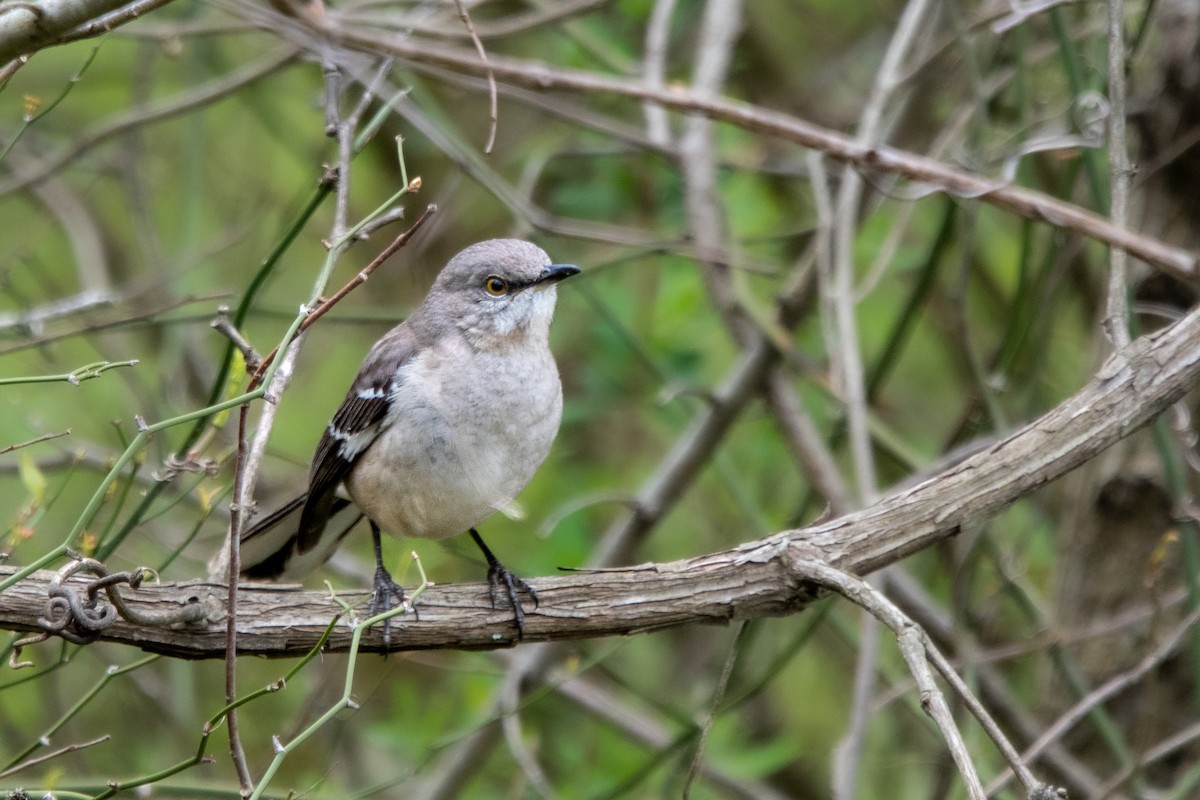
[
  {"x1": 486, "y1": 562, "x2": 538, "y2": 639},
  {"x1": 368, "y1": 564, "x2": 413, "y2": 650}
]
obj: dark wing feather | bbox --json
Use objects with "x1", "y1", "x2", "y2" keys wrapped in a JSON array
[
  {"x1": 241, "y1": 493, "x2": 356, "y2": 578},
  {"x1": 239, "y1": 492, "x2": 308, "y2": 579},
  {"x1": 295, "y1": 325, "x2": 418, "y2": 554}
]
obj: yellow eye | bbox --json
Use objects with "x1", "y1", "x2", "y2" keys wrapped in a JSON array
[{"x1": 484, "y1": 275, "x2": 509, "y2": 296}]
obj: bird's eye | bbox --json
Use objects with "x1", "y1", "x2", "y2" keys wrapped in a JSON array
[{"x1": 483, "y1": 275, "x2": 509, "y2": 296}]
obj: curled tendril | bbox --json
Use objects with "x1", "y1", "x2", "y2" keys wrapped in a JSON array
[{"x1": 36, "y1": 557, "x2": 166, "y2": 643}]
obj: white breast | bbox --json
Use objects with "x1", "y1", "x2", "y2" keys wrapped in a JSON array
[{"x1": 344, "y1": 336, "x2": 563, "y2": 540}]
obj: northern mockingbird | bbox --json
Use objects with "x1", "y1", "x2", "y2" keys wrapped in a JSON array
[{"x1": 238, "y1": 239, "x2": 578, "y2": 642}]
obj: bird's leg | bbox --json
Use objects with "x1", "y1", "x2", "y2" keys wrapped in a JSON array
[
  {"x1": 368, "y1": 521, "x2": 409, "y2": 649},
  {"x1": 469, "y1": 528, "x2": 538, "y2": 638}
]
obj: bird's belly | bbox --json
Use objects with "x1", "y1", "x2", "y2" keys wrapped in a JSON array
[{"x1": 344, "y1": 389, "x2": 559, "y2": 539}]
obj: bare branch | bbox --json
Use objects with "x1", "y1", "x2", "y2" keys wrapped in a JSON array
[
  {"x1": 641, "y1": 0, "x2": 676, "y2": 147},
  {"x1": 0, "y1": 734, "x2": 111, "y2": 778},
  {"x1": 452, "y1": 0, "x2": 497, "y2": 153},
  {"x1": 985, "y1": 602, "x2": 1200, "y2": 796},
  {"x1": 0, "y1": 429, "x2": 71, "y2": 455},
  {"x1": 210, "y1": 307, "x2": 261, "y2": 372},
  {"x1": 1103, "y1": 0, "x2": 1131, "y2": 349},
  {"x1": 315, "y1": 29, "x2": 1200, "y2": 283}
]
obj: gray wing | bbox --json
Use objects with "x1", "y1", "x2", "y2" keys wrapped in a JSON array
[{"x1": 295, "y1": 325, "x2": 417, "y2": 554}]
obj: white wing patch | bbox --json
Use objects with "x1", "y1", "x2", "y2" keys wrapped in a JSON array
[
  {"x1": 328, "y1": 419, "x2": 384, "y2": 461},
  {"x1": 356, "y1": 385, "x2": 389, "y2": 401}
]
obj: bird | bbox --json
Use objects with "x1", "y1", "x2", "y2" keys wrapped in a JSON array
[{"x1": 238, "y1": 239, "x2": 579, "y2": 644}]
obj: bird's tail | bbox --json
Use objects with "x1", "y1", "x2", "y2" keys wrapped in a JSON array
[{"x1": 210, "y1": 493, "x2": 362, "y2": 581}]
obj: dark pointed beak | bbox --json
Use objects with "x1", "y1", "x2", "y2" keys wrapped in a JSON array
[{"x1": 535, "y1": 264, "x2": 580, "y2": 285}]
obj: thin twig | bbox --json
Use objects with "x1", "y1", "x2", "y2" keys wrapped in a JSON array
[
  {"x1": 1103, "y1": 0, "x2": 1131, "y2": 349},
  {"x1": 210, "y1": 307, "x2": 261, "y2": 372},
  {"x1": 679, "y1": 0, "x2": 747, "y2": 345},
  {"x1": 920, "y1": 629, "x2": 1042, "y2": 792},
  {"x1": 453, "y1": 0, "x2": 498, "y2": 153},
  {"x1": 642, "y1": 0, "x2": 677, "y2": 147},
  {"x1": 0, "y1": 292, "x2": 231, "y2": 357},
  {"x1": 345, "y1": 57, "x2": 395, "y2": 132},
  {"x1": 225, "y1": 410, "x2": 254, "y2": 791},
  {"x1": 322, "y1": 55, "x2": 341, "y2": 136},
  {"x1": 330, "y1": 77, "x2": 354, "y2": 246},
  {"x1": 0, "y1": 359, "x2": 139, "y2": 386},
  {"x1": 799, "y1": 559, "x2": 1049, "y2": 800},
  {"x1": 0, "y1": 53, "x2": 29, "y2": 87},
  {"x1": 984, "y1": 603, "x2": 1200, "y2": 796},
  {"x1": 682, "y1": 623, "x2": 745, "y2": 798},
  {"x1": 764, "y1": 369, "x2": 853, "y2": 513},
  {"x1": 0, "y1": 429, "x2": 71, "y2": 455},
  {"x1": 832, "y1": 603, "x2": 881, "y2": 800},
  {"x1": 888, "y1": 571, "x2": 1104, "y2": 795},
  {"x1": 247, "y1": 204, "x2": 437, "y2": 384},
  {"x1": 499, "y1": 648, "x2": 558, "y2": 799},
  {"x1": 0, "y1": 734, "x2": 111, "y2": 778},
  {"x1": 353, "y1": 206, "x2": 407, "y2": 240},
  {"x1": 245, "y1": 563, "x2": 429, "y2": 800},
  {"x1": 351, "y1": 0, "x2": 607, "y2": 41},
  {"x1": 833, "y1": 571, "x2": 986, "y2": 791},
  {"x1": 1092, "y1": 721, "x2": 1200, "y2": 798}
]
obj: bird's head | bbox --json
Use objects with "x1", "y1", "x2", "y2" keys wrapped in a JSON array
[{"x1": 426, "y1": 239, "x2": 579, "y2": 345}]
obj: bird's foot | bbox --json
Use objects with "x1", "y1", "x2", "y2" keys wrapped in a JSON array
[
  {"x1": 485, "y1": 560, "x2": 539, "y2": 639},
  {"x1": 368, "y1": 563, "x2": 413, "y2": 650}
]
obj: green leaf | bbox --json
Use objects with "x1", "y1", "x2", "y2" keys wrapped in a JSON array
[{"x1": 18, "y1": 450, "x2": 47, "y2": 506}]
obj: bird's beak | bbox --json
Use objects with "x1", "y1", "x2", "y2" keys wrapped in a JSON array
[{"x1": 534, "y1": 264, "x2": 581, "y2": 287}]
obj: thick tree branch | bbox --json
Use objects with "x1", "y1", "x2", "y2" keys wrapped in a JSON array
[
  {"x1": 0, "y1": 0, "x2": 153, "y2": 63},
  {"x1": 4, "y1": 302, "x2": 1200, "y2": 660}
]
